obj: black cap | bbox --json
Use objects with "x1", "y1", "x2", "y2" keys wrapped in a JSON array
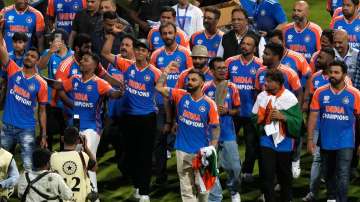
[{"x1": 135, "y1": 38, "x2": 150, "y2": 50}]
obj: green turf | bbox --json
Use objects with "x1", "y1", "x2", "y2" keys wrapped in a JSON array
[{"x1": 4, "y1": 0, "x2": 360, "y2": 202}]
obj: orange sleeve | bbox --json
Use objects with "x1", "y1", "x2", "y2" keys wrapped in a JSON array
[
  {"x1": 46, "y1": 0, "x2": 54, "y2": 17},
  {"x1": 147, "y1": 29, "x2": 154, "y2": 50},
  {"x1": 149, "y1": 51, "x2": 159, "y2": 67},
  {"x1": 170, "y1": 88, "x2": 187, "y2": 104},
  {"x1": 4, "y1": 60, "x2": 20, "y2": 78},
  {"x1": 81, "y1": 0, "x2": 87, "y2": 8},
  {"x1": 310, "y1": 89, "x2": 321, "y2": 110},
  {"x1": 353, "y1": 90, "x2": 360, "y2": 115},
  {"x1": 151, "y1": 66, "x2": 162, "y2": 83},
  {"x1": 309, "y1": 76, "x2": 315, "y2": 94},
  {"x1": 55, "y1": 63, "x2": 70, "y2": 81},
  {"x1": 37, "y1": 78, "x2": 48, "y2": 104},
  {"x1": 34, "y1": 10, "x2": 45, "y2": 33},
  {"x1": 231, "y1": 84, "x2": 240, "y2": 107},
  {"x1": 115, "y1": 56, "x2": 132, "y2": 72},
  {"x1": 179, "y1": 31, "x2": 190, "y2": 49},
  {"x1": 175, "y1": 71, "x2": 187, "y2": 89},
  {"x1": 96, "y1": 64, "x2": 107, "y2": 77},
  {"x1": 255, "y1": 70, "x2": 261, "y2": 90},
  {"x1": 62, "y1": 77, "x2": 73, "y2": 92},
  {"x1": 185, "y1": 50, "x2": 193, "y2": 69},
  {"x1": 97, "y1": 79, "x2": 113, "y2": 95},
  {"x1": 329, "y1": 18, "x2": 335, "y2": 29},
  {"x1": 207, "y1": 99, "x2": 220, "y2": 125},
  {"x1": 309, "y1": 53, "x2": 317, "y2": 73},
  {"x1": 326, "y1": 0, "x2": 331, "y2": 12},
  {"x1": 315, "y1": 28, "x2": 322, "y2": 51},
  {"x1": 288, "y1": 70, "x2": 301, "y2": 91}
]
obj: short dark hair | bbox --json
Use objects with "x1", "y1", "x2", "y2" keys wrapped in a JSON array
[
  {"x1": 27, "y1": 47, "x2": 40, "y2": 59},
  {"x1": 12, "y1": 32, "x2": 28, "y2": 42},
  {"x1": 320, "y1": 47, "x2": 335, "y2": 59},
  {"x1": 188, "y1": 68, "x2": 205, "y2": 82},
  {"x1": 241, "y1": 32, "x2": 260, "y2": 47},
  {"x1": 122, "y1": 34, "x2": 136, "y2": 46},
  {"x1": 265, "y1": 69, "x2": 285, "y2": 86},
  {"x1": 32, "y1": 148, "x2": 51, "y2": 170},
  {"x1": 205, "y1": 7, "x2": 221, "y2": 19},
  {"x1": 83, "y1": 52, "x2": 100, "y2": 66},
  {"x1": 160, "y1": 6, "x2": 176, "y2": 17},
  {"x1": 64, "y1": 127, "x2": 79, "y2": 145},
  {"x1": 159, "y1": 22, "x2": 177, "y2": 34},
  {"x1": 50, "y1": 28, "x2": 69, "y2": 45},
  {"x1": 329, "y1": 60, "x2": 348, "y2": 74},
  {"x1": 231, "y1": 7, "x2": 248, "y2": 20},
  {"x1": 73, "y1": 33, "x2": 91, "y2": 50},
  {"x1": 321, "y1": 28, "x2": 334, "y2": 45},
  {"x1": 209, "y1": 57, "x2": 225, "y2": 70},
  {"x1": 268, "y1": 29, "x2": 284, "y2": 41},
  {"x1": 265, "y1": 42, "x2": 284, "y2": 58},
  {"x1": 103, "y1": 11, "x2": 117, "y2": 20}
]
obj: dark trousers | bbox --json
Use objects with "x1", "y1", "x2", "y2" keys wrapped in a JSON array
[
  {"x1": 46, "y1": 105, "x2": 66, "y2": 151},
  {"x1": 321, "y1": 149, "x2": 353, "y2": 202},
  {"x1": 234, "y1": 116, "x2": 258, "y2": 174},
  {"x1": 260, "y1": 147, "x2": 292, "y2": 202},
  {"x1": 153, "y1": 106, "x2": 168, "y2": 181},
  {"x1": 123, "y1": 113, "x2": 156, "y2": 195}
]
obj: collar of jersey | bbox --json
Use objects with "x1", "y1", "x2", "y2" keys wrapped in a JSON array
[
  {"x1": 330, "y1": 84, "x2": 347, "y2": 95},
  {"x1": 204, "y1": 30, "x2": 220, "y2": 40},
  {"x1": 14, "y1": 5, "x2": 29, "y2": 14},
  {"x1": 239, "y1": 55, "x2": 254, "y2": 65},
  {"x1": 293, "y1": 21, "x2": 310, "y2": 33},
  {"x1": 81, "y1": 75, "x2": 95, "y2": 83},
  {"x1": 21, "y1": 70, "x2": 36, "y2": 79},
  {"x1": 164, "y1": 45, "x2": 179, "y2": 55}
]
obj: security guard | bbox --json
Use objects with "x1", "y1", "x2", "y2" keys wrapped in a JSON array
[{"x1": 0, "y1": 147, "x2": 19, "y2": 202}]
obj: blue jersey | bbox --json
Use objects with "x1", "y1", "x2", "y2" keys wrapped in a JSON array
[
  {"x1": 330, "y1": 15, "x2": 360, "y2": 50},
  {"x1": 203, "y1": 81, "x2": 240, "y2": 141},
  {"x1": 2, "y1": 60, "x2": 48, "y2": 129},
  {"x1": 281, "y1": 49, "x2": 311, "y2": 86},
  {"x1": 63, "y1": 75, "x2": 113, "y2": 133},
  {"x1": 115, "y1": 56, "x2": 161, "y2": 115},
  {"x1": 284, "y1": 22, "x2": 322, "y2": 63},
  {"x1": 253, "y1": 0, "x2": 287, "y2": 33},
  {"x1": 226, "y1": 55, "x2": 262, "y2": 117},
  {"x1": 0, "y1": 5, "x2": 45, "y2": 52},
  {"x1": 311, "y1": 84, "x2": 360, "y2": 150},
  {"x1": 328, "y1": 0, "x2": 343, "y2": 12},
  {"x1": 170, "y1": 88, "x2": 220, "y2": 154},
  {"x1": 9, "y1": 51, "x2": 25, "y2": 67},
  {"x1": 190, "y1": 30, "x2": 223, "y2": 58},
  {"x1": 47, "y1": 0, "x2": 86, "y2": 33},
  {"x1": 150, "y1": 45, "x2": 192, "y2": 105},
  {"x1": 107, "y1": 64, "x2": 125, "y2": 118},
  {"x1": 240, "y1": 0, "x2": 256, "y2": 17}
]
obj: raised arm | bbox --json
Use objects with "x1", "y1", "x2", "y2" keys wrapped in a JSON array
[
  {"x1": 38, "y1": 40, "x2": 62, "y2": 70},
  {"x1": 101, "y1": 23, "x2": 124, "y2": 65},
  {"x1": 0, "y1": 15, "x2": 9, "y2": 65},
  {"x1": 155, "y1": 62, "x2": 178, "y2": 98}
]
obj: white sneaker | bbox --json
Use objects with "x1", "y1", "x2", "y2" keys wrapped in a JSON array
[
  {"x1": 326, "y1": 200, "x2": 336, "y2": 202},
  {"x1": 231, "y1": 192, "x2": 241, "y2": 202},
  {"x1": 274, "y1": 184, "x2": 281, "y2": 191},
  {"x1": 139, "y1": 195, "x2": 150, "y2": 202},
  {"x1": 167, "y1": 150, "x2": 172, "y2": 159},
  {"x1": 292, "y1": 160, "x2": 301, "y2": 178},
  {"x1": 257, "y1": 194, "x2": 265, "y2": 202},
  {"x1": 133, "y1": 188, "x2": 140, "y2": 199}
]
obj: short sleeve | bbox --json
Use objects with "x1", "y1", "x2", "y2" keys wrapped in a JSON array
[
  {"x1": 4, "y1": 60, "x2": 20, "y2": 78},
  {"x1": 46, "y1": 0, "x2": 55, "y2": 17},
  {"x1": 34, "y1": 11, "x2": 45, "y2": 33},
  {"x1": 310, "y1": 89, "x2": 321, "y2": 111},
  {"x1": 114, "y1": 56, "x2": 132, "y2": 72},
  {"x1": 97, "y1": 79, "x2": 113, "y2": 95},
  {"x1": 175, "y1": 71, "x2": 187, "y2": 89},
  {"x1": 169, "y1": 88, "x2": 187, "y2": 104},
  {"x1": 96, "y1": 64, "x2": 107, "y2": 77},
  {"x1": 231, "y1": 84, "x2": 241, "y2": 107},
  {"x1": 62, "y1": 77, "x2": 73, "y2": 92},
  {"x1": 353, "y1": 89, "x2": 360, "y2": 115},
  {"x1": 288, "y1": 71, "x2": 301, "y2": 91},
  {"x1": 207, "y1": 99, "x2": 220, "y2": 125},
  {"x1": 37, "y1": 78, "x2": 48, "y2": 104}
]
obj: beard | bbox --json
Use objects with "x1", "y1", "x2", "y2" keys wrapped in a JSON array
[
  {"x1": 194, "y1": 62, "x2": 207, "y2": 70},
  {"x1": 329, "y1": 77, "x2": 341, "y2": 86},
  {"x1": 186, "y1": 85, "x2": 199, "y2": 93},
  {"x1": 164, "y1": 38, "x2": 175, "y2": 46},
  {"x1": 292, "y1": 15, "x2": 304, "y2": 23}
]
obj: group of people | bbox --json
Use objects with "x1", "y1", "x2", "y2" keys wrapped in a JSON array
[{"x1": 0, "y1": 0, "x2": 359, "y2": 201}]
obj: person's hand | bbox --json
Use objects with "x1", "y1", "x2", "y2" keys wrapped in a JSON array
[
  {"x1": 259, "y1": 30, "x2": 267, "y2": 37},
  {"x1": 164, "y1": 61, "x2": 179, "y2": 74},
  {"x1": 217, "y1": 105, "x2": 228, "y2": 115},
  {"x1": 112, "y1": 22, "x2": 125, "y2": 34},
  {"x1": 270, "y1": 110, "x2": 286, "y2": 121},
  {"x1": 40, "y1": 137, "x2": 48, "y2": 149},
  {"x1": 49, "y1": 39, "x2": 62, "y2": 54},
  {"x1": 307, "y1": 139, "x2": 316, "y2": 155}
]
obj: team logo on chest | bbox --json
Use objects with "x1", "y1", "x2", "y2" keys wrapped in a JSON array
[
  {"x1": 74, "y1": 82, "x2": 79, "y2": 90},
  {"x1": 287, "y1": 34, "x2": 293, "y2": 42},
  {"x1": 130, "y1": 69, "x2": 135, "y2": 78},
  {"x1": 260, "y1": 9, "x2": 266, "y2": 16},
  {"x1": 250, "y1": 68, "x2": 257, "y2": 75},
  {"x1": 208, "y1": 91, "x2": 214, "y2": 97},
  {"x1": 62, "y1": 161, "x2": 77, "y2": 175},
  {"x1": 355, "y1": 25, "x2": 360, "y2": 33},
  {"x1": 304, "y1": 35, "x2": 311, "y2": 43},
  {"x1": 71, "y1": 69, "x2": 78, "y2": 75},
  {"x1": 73, "y1": 4, "x2": 80, "y2": 10},
  {"x1": 8, "y1": 16, "x2": 14, "y2": 23},
  {"x1": 323, "y1": 95, "x2": 330, "y2": 103},
  {"x1": 231, "y1": 65, "x2": 238, "y2": 73},
  {"x1": 342, "y1": 96, "x2": 350, "y2": 105},
  {"x1": 154, "y1": 37, "x2": 160, "y2": 44},
  {"x1": 184, "y1": 100, "x2": 190, "y2": 108},
  {"x1": 199, "y1": 105, "x2": 206, "y2": 112},
  {"x1": 314, "y1": 80, "x2": 319, "y2": 88},
  {"x1": 175, "y1": 56, "x2": 182, "y2": 64},
  {"x1": 158, "y1": 57, "x2": 164, "y2": 65},
  {"x1": 28, "y1": 83, "x2": 35, "y2": 92},
  {"x1": 197, "y1": 39, "x2": 203, "y2": 45},
  {"x1": 16, "y1": 76, "x2": 21, "y2": 84},
  {"x1": 57, "y1": 3, "x2": 63, "y2": 9},
  {"x1": 87, "y1": 85, "x2": 92, "y2": 92},
  {"x1": 26, "y1": 17, "x2": 33, "y2": 24},
  {"x1": 144, "y1": 74, "x2": 151, "y2": 82}
]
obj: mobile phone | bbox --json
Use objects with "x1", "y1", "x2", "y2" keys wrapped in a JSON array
[
  {"x1": 73, "y1": 114, "x2": 80, "y2": 130},
  {"x1": 54, "y1": 33, "x2": 62, "y2": 41}
]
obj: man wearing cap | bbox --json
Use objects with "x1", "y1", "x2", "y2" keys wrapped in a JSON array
[
  {"x1": 102, "y1": 32, "x2": 162, "y2": 202},
  {"x1": 176, "y1": 45, "x2": 214, "y2": 89}
]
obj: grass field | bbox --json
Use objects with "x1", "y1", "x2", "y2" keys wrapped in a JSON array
[{"x1": 4, "y1": 0, "x2": 360, "y2": 202}]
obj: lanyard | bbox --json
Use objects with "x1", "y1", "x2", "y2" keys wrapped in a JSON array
[{"x1": 177, "y1": 5, "x2": 189, "y2": 31}]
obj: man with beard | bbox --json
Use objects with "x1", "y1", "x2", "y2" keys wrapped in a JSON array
[
  {"x1": 0, "y1": 0, "x2": 44, "y2": 52},
  {"x1": 147, "y1": 6, "x2": 189, "y2": 51},
  {"x1": 255, "y1": 42, "x2": 302, "y2": 101},
  {"x1": 283, "y1": 1, "x2": 322, "y2": 62},
  {"x1": 331, "y1": 0, "x2": 360, "y2": 50},
  {"x1": 308, "y1": 60, "x2": 360, "y2": 202},
  {"x1": 156, "y1": 66, "x2": 220, "y2": 202},
  {"x1": 149, "y1": 21, "x2": 192, "y2": 185},
  {"x1": 252, "y1": 69, "x2": 302, "y2": 202},
  {"x1": 204, "y1": 57, "x2": 242, "y2": 202},
  {"x1": 0, "y1": 38, "x2": 48, "y2": 171},
  {"x1": 190, "y1": 7, "x2": 223, "y2": 58},
  {"x1": 102, "y1": 34, "x2": 162, "y2": 201},
  {"x1": 309, "y1": 29, "x2": 334, "y2": 72},
  {"x1": 176, "y1": 45, "x2": 214, "y2": 89},
  {"x1": 225, "y1": 33, "x2": 263, "y2": 183}
]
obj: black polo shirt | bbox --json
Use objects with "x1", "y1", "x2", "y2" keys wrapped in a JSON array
[{"x1": 72, "y1": 10, "x2": 103, "y2": 34}]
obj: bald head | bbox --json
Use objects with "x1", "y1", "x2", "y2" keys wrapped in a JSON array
[
  {"x1": 292, "y1": 1, "x2": 309, "y2": 24},
  {"x1": 334, "y1": 29, "x2": 349, "y2": 57}
]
